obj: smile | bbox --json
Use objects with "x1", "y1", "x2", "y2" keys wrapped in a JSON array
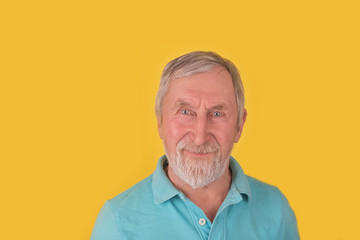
[{"x1": 183, "y1": 149, "x2": 215, "y2": 158}]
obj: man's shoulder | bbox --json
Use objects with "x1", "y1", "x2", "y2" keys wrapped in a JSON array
[
  {"x1": 230, "y1": 157, "x2": 285, "y2": 201},
  {"x1": 246, "y1": 175, "x2": 281, "y2": 195},
  {"x1": 108, "y1": 174, "x2": 154, "y2": 208},
  {"x1": 245, "y1": 175, "x2": 292, "y2": 214},
  {"x1": 244, "y1": 175, "x2": 299, "y2": 238}
]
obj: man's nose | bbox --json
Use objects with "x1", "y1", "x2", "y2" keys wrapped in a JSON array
[{"x1": 191, "y1": 115, "x2": 209, "y2": 145}]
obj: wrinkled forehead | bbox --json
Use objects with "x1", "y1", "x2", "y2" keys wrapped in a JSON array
[{"x1": 164, "y1": 68, "x2": 237, "y2": 108}]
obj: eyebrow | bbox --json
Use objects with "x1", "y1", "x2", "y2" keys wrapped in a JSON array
[
  {"x1": 210, "y1": 103, "x2": 227, "y2": 111},
  {"x1": 172, "y1": 99, "x2": 191, "y2": 110}
]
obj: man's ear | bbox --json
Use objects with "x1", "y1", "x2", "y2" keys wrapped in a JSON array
[
  {"x1": 234, "y1": 108, "x2": 247, "y2": 143},
  {"x1": 157, "y1": 116, "x2": 163, "y2": 140}
]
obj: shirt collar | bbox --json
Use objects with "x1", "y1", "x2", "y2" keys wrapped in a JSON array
[
  {"x1": 152, "y1": 155, "x2": 180, "y2": 204},
  {"x1": 229, "y1": 156, "x2": 252, "y2": 201},
  {"x1": 152, "y1": 155, "x2": 252, "y2": 204}
]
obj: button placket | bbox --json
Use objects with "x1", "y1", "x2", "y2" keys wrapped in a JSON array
[
  {"x1": 181, "y1": 197, "x2": 211, "y2": 240},
  {"x1": 198, "y1": 218, "x2": 206, "y2": 226}
]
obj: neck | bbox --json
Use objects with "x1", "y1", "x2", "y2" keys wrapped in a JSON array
[{"x1": 165, "y1": 165, "x2": 232, "y2": 222}]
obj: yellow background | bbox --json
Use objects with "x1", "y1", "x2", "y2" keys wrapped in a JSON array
[{"x1": 1, "y1": 0, "x2": 359, "y2": 239}]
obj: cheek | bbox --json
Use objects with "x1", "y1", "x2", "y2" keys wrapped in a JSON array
[
  {"x1": 212, "y1": 126, "x2": 237, "y2": 148},
  {"x1": 163, "y1": 120, "x2": 189, "y2": 145}
]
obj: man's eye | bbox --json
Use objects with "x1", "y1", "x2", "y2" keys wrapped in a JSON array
[
  {"x1": 181, "y1": 110, "x2": 190, "y2": 115},
  {"x1": 213, "y1": 112, "x2": 221, "y2": 117}
]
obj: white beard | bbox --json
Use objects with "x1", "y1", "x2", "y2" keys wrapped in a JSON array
[{"x1": 165, "y1": 138, "x2": 230, "y2": 189}]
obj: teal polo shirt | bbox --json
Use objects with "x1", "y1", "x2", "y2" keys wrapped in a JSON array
[{"x1": 91, "y1": 156, "x2": 299, "y2": 240}]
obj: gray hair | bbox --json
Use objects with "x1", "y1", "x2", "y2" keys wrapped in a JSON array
[{"x1": 155, "y1": 51, "x2": 245, "y2": 129}]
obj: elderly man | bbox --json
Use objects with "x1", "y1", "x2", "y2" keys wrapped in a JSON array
[{"x1": 90, "y1": 51, "x2": 299, "y2": 240}]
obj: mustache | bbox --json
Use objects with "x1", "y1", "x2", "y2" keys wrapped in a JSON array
[{"x1": 176, "y1": 140, "x2": 220, "y2": 154}]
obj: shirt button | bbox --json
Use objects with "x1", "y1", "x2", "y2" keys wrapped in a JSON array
[{"x1": 199, "y1": 218, "x2": 206, "y2": 226}]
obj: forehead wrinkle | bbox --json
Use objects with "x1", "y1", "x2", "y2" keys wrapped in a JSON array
[{"x1": 171, "y1": 98, "x2": 228, "y2": 111}]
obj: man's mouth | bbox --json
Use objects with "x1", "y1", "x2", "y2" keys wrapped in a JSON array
[{"x1": 183, "y1": 149, "x2": 214, "y2": 158}]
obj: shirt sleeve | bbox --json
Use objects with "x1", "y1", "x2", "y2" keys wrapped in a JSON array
[
  {"x1": 279, "y1": 192, "x2": 300, "y2": 240},
  {"x1": 90, "y1": 200, "x2": 121, "y2": 240}
]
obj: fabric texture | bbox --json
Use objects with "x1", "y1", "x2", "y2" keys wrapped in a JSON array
[{"x1": 90, "y1": 156, "x2": 299, "y2": 240}]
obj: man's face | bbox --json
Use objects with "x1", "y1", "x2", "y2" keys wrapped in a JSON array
[{"x1": 158, "y1": 67, "x2": 246, "y2": 189}]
